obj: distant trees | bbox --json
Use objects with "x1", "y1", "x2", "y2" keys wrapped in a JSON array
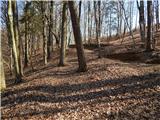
[
  {"x1": 2, "y1": 0, "x2": 160, "y2": 88},
  {"x1": 8, "y1": 0, "x2": 22, "y2": 83},
  {"x1": 68, "y1": 1, "x2": 87, "y2": 72}
]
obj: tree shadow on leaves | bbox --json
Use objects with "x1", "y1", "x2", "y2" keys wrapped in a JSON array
[{"x1": 1, "y1": 72, "x2": 160, "y2": 119}]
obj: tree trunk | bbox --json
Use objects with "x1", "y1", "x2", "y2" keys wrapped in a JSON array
[
  {"x1": 54, "y1": 5, "x2": 57, "y2": 48},
  {"x1": 90, "y1": 8, "x2": 93, "y2": 38},
  {"x1": 6, "y1": 4, "x2": 13, "y2": 75},
  {"x1": 8, "y1": 0, "x2": 22, "y2": 83},
  {"x1": 117, "y1": 1, "x2": 122, "y2": 36},
  {"x1": 129, "y1": 1, "x2": 133, "y2": 32},
  {"x1": 88, "y1": 1, "x2": 91, "y2": 44},
  {"x1": 68, "y1": 1, "x2": 87, "y2": 72},
  {"x1": 94, "y1": 1, "x2": 101, "y2": 58},
  {"x1": 0, "y1": 37, "x2": 6, "y2": 91},
  {"x1": 41, "y1": 1, "x2": 48, "y2": 64},
  {"x1": 119, "y1": 1, "x2": 136, "y2": 47},
  {"x1": 24, "y1": 1, "x2": 30, "y2": 67},
  {"x1": 48, "y1": 1, "x2": 54, "y2": 59},
  {"x1": 156, "y1": 0, "x2": 159, "y2": 30},
  {"x1": 12, "y1": 1, "x2": 23, "y2": 76},
  {"x1": 59, "y1": 2, "x2": 67, "y2": 66},
  {"x1": 137, "y1": 0, "x2": 145, "y2": 44},
  {"x1": 10, "y1": 48, "x2": 13, "y2": 75},
  {"x1": 79, "y1": 1, "x2": 82, "y2": 22},
  {"x1": 151, "y1": 1, "x2": 155, "y2": 49},
  {"x1": 98, "y1": 1, "x2": 101, "y2": 58},
  {"x1": 146, "y1": 1, "x2": 152, "y2": 51},
  {"x1": 117, "y1": 3, "x2": 120, "y2": 36},
  {"x1": 109, "y1": 10, "x2": 112, "y2": 37},
  {"x1": 83, "y1": 4, "x2": 87, "y2": 43}
]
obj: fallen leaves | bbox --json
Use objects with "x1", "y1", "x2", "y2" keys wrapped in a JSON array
[{"x1": 1, "y1": 45, "x2": 160, "y2": 120}]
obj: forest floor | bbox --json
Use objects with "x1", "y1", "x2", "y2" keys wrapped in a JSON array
[{"x1": 1, "y1": 31, "x2": 160, "y2": 120}]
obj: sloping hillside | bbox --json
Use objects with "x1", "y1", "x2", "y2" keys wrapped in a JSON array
[{"x1": 1, "y1": 28, "x2": 160, "y2": 119}]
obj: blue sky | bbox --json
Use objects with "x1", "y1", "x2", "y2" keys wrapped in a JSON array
[{"x1": 0, "y1": 0, "x2": 160, "y2": 37}]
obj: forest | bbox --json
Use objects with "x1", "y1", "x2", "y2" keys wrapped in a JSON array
[{"x1": 0, "y1": 0, "x2": 160, "y2": 119}]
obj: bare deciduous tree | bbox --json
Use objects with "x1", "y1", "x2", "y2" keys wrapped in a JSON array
[
  {"x1": 146, "y1": 1, "x2": 152, "y2": 51},
  {"x1": 59, "y1": 2, "x2": 67, "y2": 66},
  {"x1": 41, "y1": 1, "x2": 48, "y2": 64},
  {"x1": 68, "y1": 1, "x2": 87, "y2": 72},
  {"x1": 8, "y1": 0, "x2": 22, "y2": 83}
]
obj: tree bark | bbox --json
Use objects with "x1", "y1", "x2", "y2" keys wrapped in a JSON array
[
  {"x1": 12, "y1": 1, "x2": 23, "y2": 76},
  {"x1": 54, "y1": 6, "x2": 60, "y2": 48},
  {"x1": 24, "y1": 1, "x2": 30, "y2": 67},
  {"x1": 79, "y1": 1, "x2": 82, "y2": 22},
  {"x1": 83, "y1": 3, "x2": 87, "y2": 43},
  {"x1": 156, "y1": 0, "x2": 159, "y2": 30},
  {"x1": 68, "y1": 1, "x2": 87, "y2": 72},
  {"x1": 88, "y1": 1, "x2": 91, "y2": 44},
  {"x1": 48, "y1": 1, "x2": 54, "y2": 59},
  {"x1": 0, "y1": 36, "x2": 6, "y2": 90},
  {"x1": 94, "y1": 1, "x2": 101, "y2": 58},
  {"x1": 41, "y1": 1, "x2": 48, "y2": 64},
  {"x1": 8, "y1": 0, "x2": 22, "y2": 83},
  {"x1": 137, "y1": 0, "x2": 145, "y2": 43},
  {"x1": 59, "y1": 2, "x2": 67, "y2": 66},
  {"x1": 146, "y1": 1, "x2": 152, "y2": 51},
  {"x1": 117, "y1": 1, "x2": 122, "y2": 36}
]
